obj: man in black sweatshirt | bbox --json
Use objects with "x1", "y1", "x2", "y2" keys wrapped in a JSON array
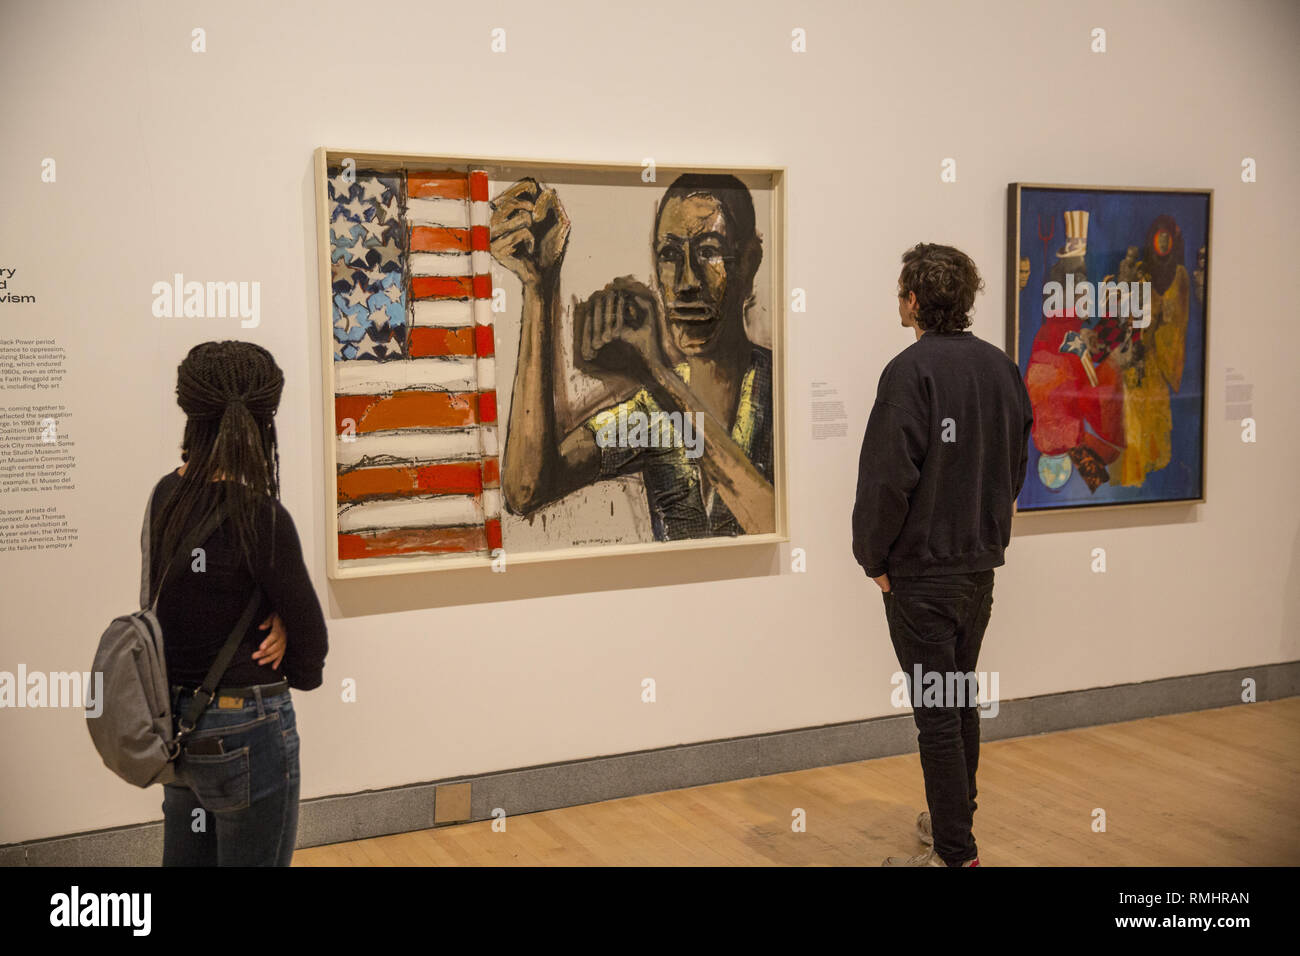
[{"x1": 852, "y1": 243, "x2": 1033, "y2": 867}]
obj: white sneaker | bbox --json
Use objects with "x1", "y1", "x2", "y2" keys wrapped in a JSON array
[
  {"x1": 881, "y1": 847, "x2": 946, "y2": 867},
  {"x1": 917, "y1": 811, "x2": 933, "y2": 846}
]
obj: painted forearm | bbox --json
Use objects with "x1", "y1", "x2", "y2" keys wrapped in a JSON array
[{"x1": 502, "y1": 278, "x2": 562, "y2": 513}]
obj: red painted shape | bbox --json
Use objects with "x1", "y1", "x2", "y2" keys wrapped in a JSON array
[
  {"x1": 408, "y1": 171, "x2": 469, "y2": 199},
  {"x1": 410, "y1": 326, "x2": 475, "y2": 358},
  {"x1": 337, "y1": 461, "x2": 482, "y2": 501},
  {"x1": 469, "y1": 170, "x2": 489, "y2": 202},
  {"x1": 411, "y1": 275, "x2": 473, "y2": 300},
  {"x1": 410, "y1": 225, "x2": 470, "y2": 253},
  {"x1": 415, "y1": 462, "x2": 483, "y2": 494},
  {"x1": 338, "y1": 525, "x2": 487, "y2": 560},
  {"x1": 335, "y1": 391, "x2": 477, "y2": 433}
]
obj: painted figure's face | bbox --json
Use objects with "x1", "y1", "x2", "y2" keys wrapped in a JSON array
[{"x1": 655, "y1": 194, "x2": 743, "y2": 357}]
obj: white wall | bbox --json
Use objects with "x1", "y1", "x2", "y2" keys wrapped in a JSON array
[{"x1": 1, "y1": 0, "x2": 1296, "y2": 845}]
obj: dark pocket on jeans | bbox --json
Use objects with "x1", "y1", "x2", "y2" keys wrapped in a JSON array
[
  {"x1": 181, "y1": 747, "x2": 251, "y2": 812},
  {"x1": 890, "y1": 589, "x2": 964, "y2": 647}
]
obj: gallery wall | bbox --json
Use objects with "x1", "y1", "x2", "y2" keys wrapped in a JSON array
[{"x1": 1, "y1": 0, "x2": 1296, "y2": 845}]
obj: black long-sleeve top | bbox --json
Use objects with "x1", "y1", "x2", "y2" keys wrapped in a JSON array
[
  {"x1": 143, "y1": 469, "x2": 329, "y2": 690},
  {"x1": 852, "y1": 331, "x2": 1033, "y2": 579}
]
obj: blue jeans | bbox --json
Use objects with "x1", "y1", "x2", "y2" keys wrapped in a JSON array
[
  {"x1": 161, "y1": 684, "x2": 300, "y2": 866},
  {"x1": 882, "y1": 570, "x2": 995, "y2": 865}
]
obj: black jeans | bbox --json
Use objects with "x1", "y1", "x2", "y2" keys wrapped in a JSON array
[{"x1": 882, "y1": 569, "x2": 994, "y2": 865}]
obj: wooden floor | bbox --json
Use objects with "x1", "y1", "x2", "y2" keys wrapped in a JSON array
[{"x1": 294, "y1": 698, "x2": 1300, "y2": 866}]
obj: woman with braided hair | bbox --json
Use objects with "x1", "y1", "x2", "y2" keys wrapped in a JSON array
[{"x1": 142, "y1": 340, "x2": 328, "y2": 866}]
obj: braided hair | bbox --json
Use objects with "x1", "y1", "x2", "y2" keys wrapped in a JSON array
[{"x1": 151, "y1": 341, "x2": 284, "y2": 596}]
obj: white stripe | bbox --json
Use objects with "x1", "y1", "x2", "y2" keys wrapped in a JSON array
[
  {"x1": 483, "y1": 488, "x2": 502, "y2": 519},
  {"x1": 407, "y1": 197, "x2": 468, "y2": 227},
  {"x1": 336, "y1": 429, "x2": 482, "y2": 466},
  {"x1": 470, "y1": 199, "x2": 490, "y2": 228},
  {"x1": 338, "y1": 495, "x2": 482, "y2": 532},
  {"x1": 481, "y1": 426, "x2": 498, "y2": 457},
  {"x1": 410, "y1": 252, "x2": 471, "y2": 277},
  {"x1": 335, "y1": 357, "x2": 477, "y2": 394},
  {"x1": 476, "y1": 356, "x2": 496, "y2": 390},
  {"x1": 473, "y1": 299, "x2": 494, "y2": 326},
  {"x1": 471, "y1": 250, "x2": 492, "y2": 274},
  {"x1": 411, "y1": 300, "x2": 474, "y2": 328}
]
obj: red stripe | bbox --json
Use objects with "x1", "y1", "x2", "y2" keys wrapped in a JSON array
[
  {"x1": 470, "y1": 225, "x2": 489, "y2": 251},
  {"x1": 469, "y1": 171, "x2": 489, "y2": 202},
  {"x1": 339, "y1": 525, "x2": 487, "y2": 560},
  {"x1": 338, "y1": 462, "x2": 483, "y2": 502},
  {"x1": 416, "y1": 462, "x2": 484, "y2": 494},
  {"x1": 474, "y1": 324, "x2": 495, "y2": 357},
  {"x1": 478, "y1": 390, "x2": 497, "y2": 425},
  {"x1": 410, "y1": 326, "x2": 476, "y2": 358},
  {"x1": 482, "y1": 457, "x2": 500, "y2": 488},
  {"x1": 411, "y1": 275, "x2": 473, "y2": 300},
  {"x1": 336, "y1": 391, "x2": 478, "y2": 433},
  {"x1": 408, "y1": 171, "x2": 468, "y2": 199},
  {"x1": 410, "y1": 225, "x2": 470, "y2": 253},
  {"x1": 472, "y1": 274, "x2": 492, "y2": 300},
  {"x1": 485, "y1": 517, "x2": 502, "y2": 551}
]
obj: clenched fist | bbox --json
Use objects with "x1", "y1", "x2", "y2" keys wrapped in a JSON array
[{"x1": 489, "y1": 178, "x2": 570, "y2": 288}]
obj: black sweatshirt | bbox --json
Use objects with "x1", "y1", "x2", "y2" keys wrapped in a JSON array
[
  {"x1": 145, "y1": 470, "x2": 329, "y2": 690},
  {"x1": 852, "y1": 331, "x2": 1033, "y2": 579}
]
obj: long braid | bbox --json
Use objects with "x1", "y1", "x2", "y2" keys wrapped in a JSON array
[{"x1": 152, "y1": 341, "x2": 284, "y2": 599}]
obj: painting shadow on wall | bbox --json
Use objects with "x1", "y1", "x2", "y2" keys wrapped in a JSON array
[
  {"x1": 1011, "y1": 502, "x2": 1198, "y2": 539},
  {"x1": 324, "y1": 540, "x2": 784, "y2": 617}
]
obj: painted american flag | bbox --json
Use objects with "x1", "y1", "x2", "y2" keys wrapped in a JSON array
[{"x1": 327, "y1": 167, "x2": 501, "y2": 565}]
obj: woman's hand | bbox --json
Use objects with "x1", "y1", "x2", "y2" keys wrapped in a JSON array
[{"x1": 253, "y1": 612, "x2": 287, "y2": 670}]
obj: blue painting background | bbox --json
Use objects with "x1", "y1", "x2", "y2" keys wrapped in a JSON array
[{"x1": 1015, "y1": 187, "x2": 1209, "y2": 510}]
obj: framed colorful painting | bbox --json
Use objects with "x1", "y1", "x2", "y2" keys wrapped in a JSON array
[
  {"x1": 1006, "y1": 183, "x2": 1211, "y2": 514},
  {"x1": 314, "y1": 148, "x2": 788, "y2": 578}
]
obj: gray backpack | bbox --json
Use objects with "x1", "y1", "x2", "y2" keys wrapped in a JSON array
[{"x1": 86, "y1": 491, "x2": 260, "y2": 787}]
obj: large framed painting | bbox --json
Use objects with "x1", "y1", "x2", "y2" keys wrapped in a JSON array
[
  {"x1": 314, "y1": 148, "x2": 787, "y2": 577},
  {"x1": 1006, "y1": 183, "x2": 1211, "y2": 514}
]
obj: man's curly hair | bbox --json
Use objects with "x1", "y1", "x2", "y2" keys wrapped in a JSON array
[{"x1": 899, "y1": 243, "x2": 985, "y2": 333}]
